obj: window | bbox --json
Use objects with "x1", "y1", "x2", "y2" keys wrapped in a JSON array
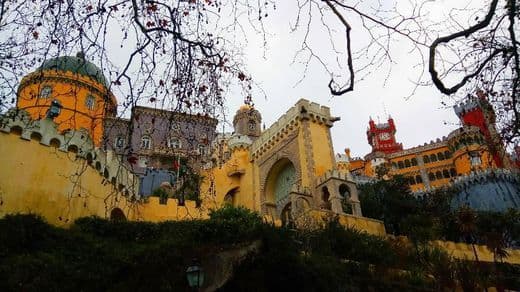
[
  {"x1": 430, "y1": 154, "x2": 437, "y2": 162},
  {"x1": 168, "y1": 137, "x2": 181, "y2": 149},
  {"x1": 415, "y1": 175, "x2": 423, "y2": 184},
  {"x1": 429, "y1": 173, "x2": 436, "y2": 181},
  {"x1": 171, "y1": 122, "x2": 180, "y2": 131},
  {"x1": 409, "y1": 177, "x2": 416, "y2": 185},
  {"x1": 411, "y1": 158, "x2": 418, "y2": 166},
  {"x1": 141, "y1": 136, "x2": 151, "y2": 149},
  {"x1": 248, "y1": 120, "x2": 256, "y2": 131},
  {"x1": 138, "y1": 156, "x2": 148, "y2": 167},
  {"x1": 398, "y1": 161, "x2": 404, "y2": 169},
  {"x1": 444, "y1": 151, "x2": 451, "y2": 159},
  {"x1": 443, "y1": 169, "x2": 450, "y2": 178},
  {"x1": 40, "y1": 85, "x2": 52, "y2": 98},
  {"x1": 450, "y1": 168, "x2": 457, "y2": 177},
  {"x1": 85, "y1": 95, "x2": 96, "y2": 110},
  {"x1": 391, "y1": 162, "x2": 397, "y2": 170},
  {"x1": 404, "y1": 159, "x2": 411, "y2": 168},
  {"x1": 435, "y1": 171, "x2": 442, "y2": 180},
  {"x1": 470, "y1": 152, "x2": 482, "y2": 166},
  {"x1": 198, "y1": 144, "x2": 206, "y2": 155},
  {"x1": 437, "y1": 152, "x2": 445, "y2": 160},
  {"x1": 423, "y1": 155, "x2": 430, "y2": 163},
  {"x1": 114, "y1": 136, "x2": 125, "y2": 149}
]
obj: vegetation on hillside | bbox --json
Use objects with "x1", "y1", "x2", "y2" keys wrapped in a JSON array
[
  {"x1": 1, "y1": 205, "x2": 519, "y2": 291},
  {"x1": 359, "y1": 176, "x2": 520, "y2": 247}
]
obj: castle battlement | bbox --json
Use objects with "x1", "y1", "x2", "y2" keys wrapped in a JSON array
[
  {"x1": 0, "y1": 109, "x2": 139, "y2": 197},
  {"x1": 316, "y1": 169, "x2": 354, "y2": 186},
  {"x1": 251, "y1": 99, "x2": 337, "y2": 159}
]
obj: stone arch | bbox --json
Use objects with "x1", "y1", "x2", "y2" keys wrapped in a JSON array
[
  {"x1": 263, "y1": 158, "x2": 297, "y2": 205},
  {"x1": 30, "y1": 131, "x2": 43, "y2": 142},
  {"x1": 49, "y1": 138, "x2": 61, "y2": 148},
  {"x1": 280, "y1": 203, "x2": 293, "y2": 227},
  {"x1": 10, "y1": 125, "x2": 23, "y2": 136},
  {"x1": 67, "y1": 144, "x2": 79, "y2": 153},
  {"x1": 320, "y1": 186, "x2": 332, "y2": 210},
  {"x1": 95, "y1": 161, "x2": 102, "y2": 171},
  {"x1": 110, "y1": 208, "x2": 126, "y2": 221},
  {"x1": 339, "y1": 183, "x2": 352, "y2": 214},
  {"x1": 223, "y1": 187, "x2": 239, "y2": 206},
  {"x1": 86, "y1": 153, "x2": 94, "y2": 164}
]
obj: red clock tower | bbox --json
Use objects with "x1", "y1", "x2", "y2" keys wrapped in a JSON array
[{"x1": 366, "y1": 116, "x2": 403, "y2": 154}]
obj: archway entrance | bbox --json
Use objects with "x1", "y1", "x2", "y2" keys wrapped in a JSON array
[
  {"x1": 110, "y1": 208, "x2": 126, "y2": 221},
  {"x1": 264, "y1": 158, "x2": 297, "y2": 218}
]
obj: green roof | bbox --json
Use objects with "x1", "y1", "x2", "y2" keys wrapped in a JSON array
[{"x1": 39, "y1": 54, "x2": 108, "y2": 87}]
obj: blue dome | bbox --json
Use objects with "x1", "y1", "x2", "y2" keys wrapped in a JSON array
[{"x1": 39, "y1": 53, "x2": 108, "y2": 87}]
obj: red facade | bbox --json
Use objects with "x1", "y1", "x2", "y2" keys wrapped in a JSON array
[{"x1": 367, "y1": 117, "x2": 403, "y2": 154}]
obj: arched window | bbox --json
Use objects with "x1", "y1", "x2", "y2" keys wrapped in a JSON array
[
  {"x1": 85, "y1": 94, "x2": 96, "y2": 110},
  {"x1": 437, "y1": 152, "x2": 445, "y2": 160},
  {"x1": 443, "y1": 169, "x2": 450, "y2": 178},
  {"x1": 435, "y1": 171, "x2": 442, "y2": 180},
  {"x1": 411, "y1": 158, "x2": 418, "y2": 166},
  {"x1": 423, "y1": 155, "x2": 430, "y2": 163},
  {"x1": 40, "y1": 85, "x2": 52, "y2": 98},
  {"x1": 450, "y1": 168, "x2": 457, "y2": 177},
  {"x1": 198, "y1": 144, "x2": 206, "y2": 155},
  {"x1": 114, "y1": 136, "x2": 125, "y2": 149},
  {"x1": 168, "y1": 137, "x2": 181, "y2": 149},
  {"x1": 444, "y1": 151, "x2": 451, "y2": 159},
  {"x1": 404, "y1": 159, "x2": 411, "y2": 168},
  {"x1": 429, "y1": 173, "x2": 436, "y2": 181},
  {"x1": 391, "y1": 162, "x2": 398, "y2": 170},
  {"x1": 339, "y1": 184, "x2": 350, "y2": 198},
  {"x1": 321, "y1": 186, "x2": 331, "y2": 210},
  {"x1": 430, "y1": 154, "x2": 437, "y2": 162},
  {"x1": 224, "y1": 188, "x2": 238, "y2": 206},
  {"x1": 415, "y1": 175, "x2": 423, "y2": 184},
  {"x1": 141, "y1": 136, "x2": 151, "y2": 149},
  {"x1": 409, "y1": 177, "x2": 416, "y2": 185},
  {"x1": 398, "y1": 161, "x2": 404, "y2": 169}
]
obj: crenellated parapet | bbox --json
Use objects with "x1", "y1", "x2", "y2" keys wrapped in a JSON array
[
  {"x1": 251, "y1": 99, "x2": 339, "y2": 160},
  {"x1": 316, "y1": 169, "x2": 354, "y2": 185},
  {"x1": 227, "y1": 134, "x2": 253, "y2": 152},
  {"x1": 387, "y1": 137, "x2": 448, "y2": 159},
  {"x1": 0, "y1": 109, "x2": 139, "y2": 197},
  {"x1": 450, "y1": 168, "x2": 519, "y2": 191}
]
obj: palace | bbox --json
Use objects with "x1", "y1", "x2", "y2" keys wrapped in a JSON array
[
  {"x1": 340, "y1": 90, "x2": 513, "y2": 192},
  {"x1": 1, "y1": 54, "x2": 520, "y2": 264}
]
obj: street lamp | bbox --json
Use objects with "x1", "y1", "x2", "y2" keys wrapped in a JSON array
[{"x1": 186, "y1": 258, "x2": 204, "y2": 290}]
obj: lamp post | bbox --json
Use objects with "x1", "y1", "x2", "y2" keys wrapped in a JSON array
[{"x1": 186, "y1": 258, "x2": 204, "y2": 291}]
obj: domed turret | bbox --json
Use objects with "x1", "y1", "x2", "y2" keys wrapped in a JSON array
[
  {"x1": 233, "y1": 104, "x2": 261, "y2": 138},
  {"x1": 39, "y1": 52, "x2": 109, "y2": 88},
  {"x1": 16, "y1": 52, "x2": 117, "y2": 146}
]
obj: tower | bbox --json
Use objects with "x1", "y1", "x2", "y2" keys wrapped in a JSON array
[
  {"x1": 16, "y1": 52, "x2": 117, "y2": 146},
  {"x1": 232, "y1": 104, "x2": 262, "y2": 138},
  {"x1": 454, "y1": 90, "x2": 506, "y2": 167},
  {"x1": 366, "y1": 116, "x2": 403, "y2": 154}
]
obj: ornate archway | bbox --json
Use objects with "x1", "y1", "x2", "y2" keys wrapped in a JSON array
[{"x1": 263, "y1": 158, "x2": 297, "y2": 218}]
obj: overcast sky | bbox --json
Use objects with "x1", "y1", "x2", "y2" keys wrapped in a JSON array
[{"x1": 220, "y1": 0, "x2": 487, "y2": 158}]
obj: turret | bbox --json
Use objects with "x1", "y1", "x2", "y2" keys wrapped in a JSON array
[{"x1": 232, "y1": 104, "x2": 262, "y2": 138}]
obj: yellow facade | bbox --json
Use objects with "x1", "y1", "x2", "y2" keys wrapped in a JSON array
[
  {"x1": 348, "y1": 126, "x2": 498, "y2": 192},
  {"x1": 1, "y1": 58, "x2": 519, "y2": 266},
  {"x1": 17, "y1": 69, "x2": 117, "y2": 146}
]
